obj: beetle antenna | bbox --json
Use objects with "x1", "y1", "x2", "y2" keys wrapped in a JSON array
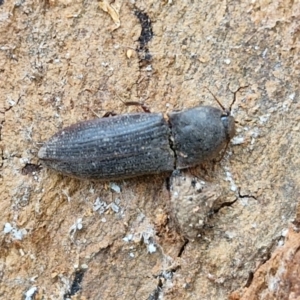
[
  {"x1": 228, "y1": 85, "x2": 249, "y2": 112},
  {"x1": 204, "y1": 86, "x2": 226, "y2": 111},
  {"x1": 214, "y1": 141, "x2": 229, "y2": 163},
  {"x1": 117, "y1": 94, "x2": 151, "y2": 113}
]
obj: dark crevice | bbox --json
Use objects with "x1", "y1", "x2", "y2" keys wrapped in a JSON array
[
  {"x1": 0, "y1": 154, "x2": 4, "y2": 167},
  {"x1": 265, "y1": 238, "x2": 281, "y2": 260},
  {"x1": 135, "y1": 10, "x2": 153, "y2": 46},
  {"x1": 178, "y1": 239, "x2": 189, "y2": 257},
  {"x1": 64, "y1": 270, "x2": 85, "y2": 299},
  {"x1": 132, "y1": 7, "x2": 153, "y2": 100},
  {"x1": 167, "y1": 119, "x2": 178, "y2": 171},
  {"x1": 0, "y1": 96, "x2": 21, "y2": 141},
  {"x1": 167, "y1": 266, "x2": 180, "y2": 274},
  {"x1": 292, "y1": 219, "x2": 300, "y2": 231},
  {"x1": 22, "y1": 163, "x2": 42, "y2": 175},
  {"x1": 238, "y1": 188, "x2": 257, "y2": 200},
  {"x1": 148, "y1": 266, "x2": 180, "y2": 300},
  {"x1": 254, "y1": 236, "x2": 282, "y2": 272},
  {"x1": 2, "y1": 96, "x2": 21, "y2": 113},
  {"x1": 165, "y1": 169, "x2": 181, "y2": 191},
  {"x1": 134, "y1": 9, "x2": 153, "y2": 63},
  {"x1": 213, "y1": 197, "x2": 238, "y2": 214},
  {"x1": 244, "y1": 271, "x2": 254, "y2": 287},
  {"x1": 147, "y1": 278, "x2": 163, "y2": 300},
  {"x1": 93, "y1": 243, "x2": 112, "y2": 259},
  {"x1": 165, "y1": 176, "x2": 171, "y2": 191},
  {"x1": 258, "y1": 251, "x2": 272, "y2": 267},
  {"x1": 191, "y1": 178, "x2": 197, "y2": 188}
]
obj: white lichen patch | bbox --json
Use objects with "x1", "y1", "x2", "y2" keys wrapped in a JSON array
[
  {"x1": 224, "y1": 168, "x2": 237, "y2": 192},
  {"x1": 109, "y1": 182, "x2": 121, "y2": 193},
  {"x1": 24, "y1": 286, "x2": 37, "y2": 300},
  {"x1": 122, "y1": 214, "x2": 157, "y2": 254},
  {"x1": 3, "y1": 222, "x2": 27, "y2": 240},
  {"x1": 93, "y1": 197, "x2": 122, "y2": 215},
  {"x1": 69, "y1": 218, "x2": 83, "y2": 239}
]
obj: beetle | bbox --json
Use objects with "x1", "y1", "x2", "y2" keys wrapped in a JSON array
[{"x1": 38, "y1": 87, "x2": 245, "y2": 180}]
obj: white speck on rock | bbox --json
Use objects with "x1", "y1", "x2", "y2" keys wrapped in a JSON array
[
  {"x1": 147, "y1": 243, "x2": 157, "y2": 253},
  {"x1": 4, "y1": 222, "x2": 13, "y2": 233},
  {"x1": 24, "y1": 286, "x2": 37, "y2": 300},
  {"x1": 232, "y1": 136, "x2": 245, "y2": 145},
  {"x1": 110, "y1": 182, "x2": 121, "y2": 193}
]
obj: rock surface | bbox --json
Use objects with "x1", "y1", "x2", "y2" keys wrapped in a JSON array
[{"x1": 0, "y1": 0, "x2": 299, "y2": 299}]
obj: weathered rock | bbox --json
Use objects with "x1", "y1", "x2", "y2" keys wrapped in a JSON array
[{"x1": 0, "y1": 0, "x2": 299, "y2": 299}]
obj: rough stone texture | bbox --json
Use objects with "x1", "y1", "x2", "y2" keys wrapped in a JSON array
[
  {"x1": 170, "y1": 173, "x2": 224, "y2": 240},
  {"x1": 230, "y1": 227, "x2": 300, "y2": 300},
  {"x1": 0, "y1": 0, "x2": 299, "y2": 299}
]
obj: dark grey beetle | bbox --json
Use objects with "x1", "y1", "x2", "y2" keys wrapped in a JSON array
[{"x1": 38, "y1": 105, "x2": 235, "y2": 180}]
